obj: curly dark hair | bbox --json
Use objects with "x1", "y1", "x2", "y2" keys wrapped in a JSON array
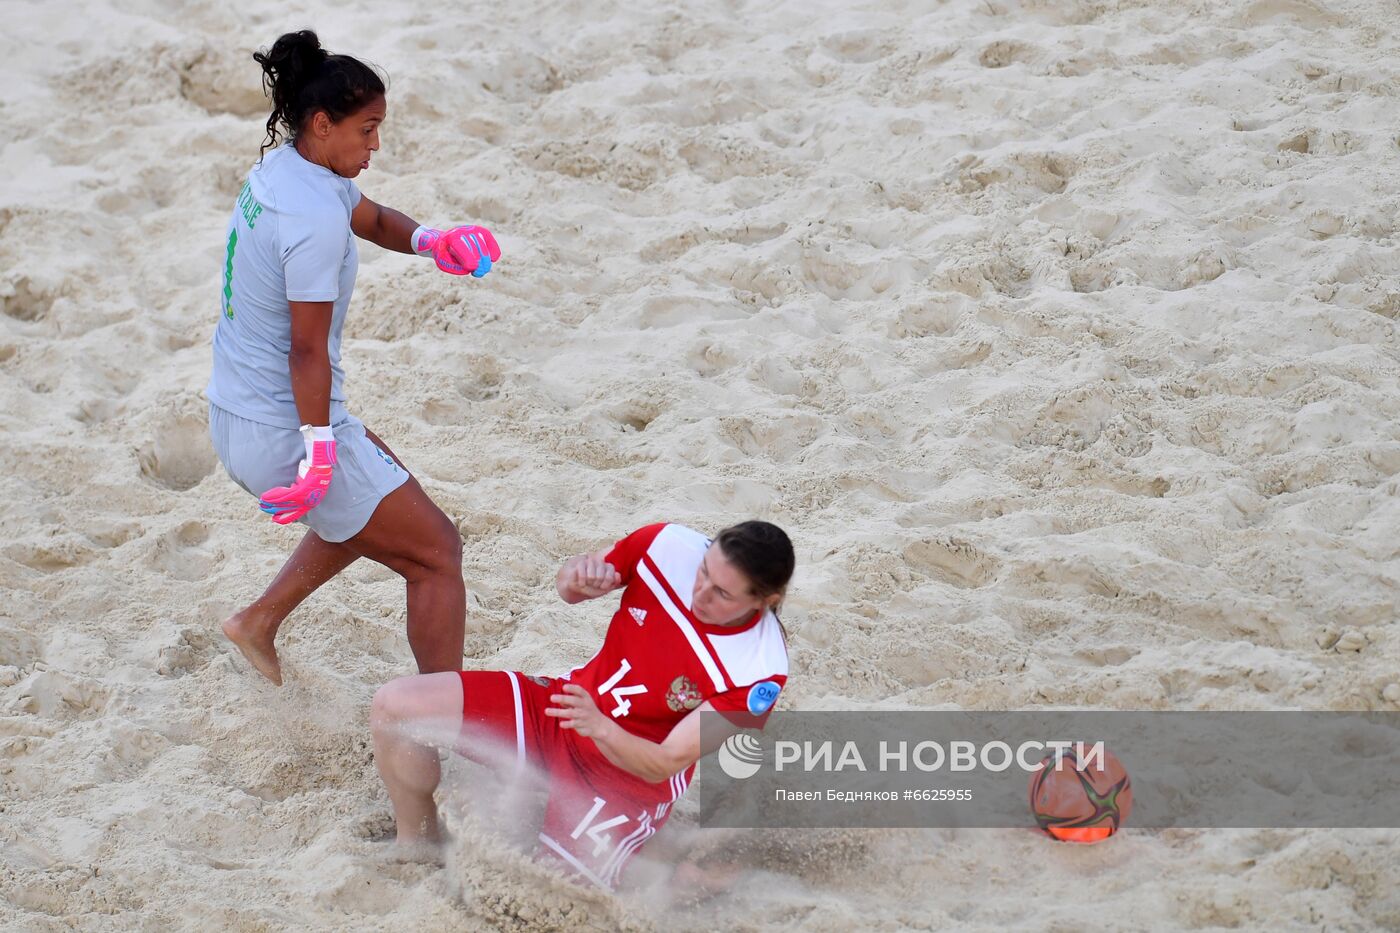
[{"x1": 252, "y1": 30, "x2": 385, "y2": 157}]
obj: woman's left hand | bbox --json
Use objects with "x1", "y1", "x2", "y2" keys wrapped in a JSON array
[
  {"x1": 546, "y1": 683, "x2": 615, "y2": 740},
  {"x1": 412, "y1": 224, "x2": 500, "y2": 277}
]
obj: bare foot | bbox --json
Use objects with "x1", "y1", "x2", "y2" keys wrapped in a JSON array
[
  {"x1": 396, "y1": 813, "x2": 445, "y2": 848},
  {"x1": 221, "y1": 608, "x2": 283, "y2": 686},
  {"x1": 380, "y1": 816, "x2": 448, "y2": 865},
  {"x1": 385, "y1": 834, "x2": 448, "y2": 866}
]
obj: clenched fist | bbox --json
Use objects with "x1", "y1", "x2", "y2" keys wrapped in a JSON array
[{"x1": 559, "y1": 553, "x2": 624, "y2": 602}]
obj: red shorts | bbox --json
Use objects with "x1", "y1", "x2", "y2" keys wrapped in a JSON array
[{"x1": 457, "y1": 670, "x2": 691, "y2": 890}]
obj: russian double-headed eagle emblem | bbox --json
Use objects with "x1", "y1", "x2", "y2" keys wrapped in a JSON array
[{"x1": 666, "y1": 675, "x2": 702, "y2": 711}]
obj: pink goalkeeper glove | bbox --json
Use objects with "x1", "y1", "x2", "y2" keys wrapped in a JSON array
[
  {"x1": 258, "y1": 425, "x2": 336, "y2": 525},
  {"x1": 412, "y1": 224, "x2": 501, "y2": 277}
]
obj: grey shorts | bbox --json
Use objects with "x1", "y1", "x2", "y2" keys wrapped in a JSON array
[{"x1": 209, "y1": 403, "x2": 410, "y2": 543}]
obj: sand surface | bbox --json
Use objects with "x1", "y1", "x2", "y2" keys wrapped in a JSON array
[{"x1": 2, "y1": 0, "x2": 1400, "y2": 928}]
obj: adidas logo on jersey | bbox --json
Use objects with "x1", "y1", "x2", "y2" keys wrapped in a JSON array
[{"x1": 629, "y1": 607, "x2": 647, "y2": 625}]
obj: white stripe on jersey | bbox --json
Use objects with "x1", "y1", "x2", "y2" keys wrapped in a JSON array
[
  {"x1": 705, "y1": 611, "x2": 789, "y2": 686},
  {"x1": 646, "y1": 524, "x2": 710, "y2": 610},
  {"x1": 638, "y1": 560, "x2": 729, "y2": 692},
  {"x1": 505, "y1": 671, "x2": 526, "y2": 771}
]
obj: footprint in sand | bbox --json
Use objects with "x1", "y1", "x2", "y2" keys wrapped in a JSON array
[
  {"x1": 1238, "y1": 0, "x2": 1342, "y2": 28},
  {"x1": 1073, "y1": 644, "x2": 1141, "y2": 667},
  {"x1": 637, "y1": 294, "x2": 744, "y2": 329},
  {"x1": 746, "y1": 354, "x2": 809, "y2": 398},
  {"x1": 138, "y1": 412, "x2": 216, "y2": 492},
  {"x1": 0, "y1": 623, "x2": 43, "y2": 669},
  {"x1": 72, "y1": 361, "x2": 142, "y2": 425},
  {"x1": 610, "y1": 400, "x2": 661, "y2": 434},
  {"x1": 978, "y1": 40, "x2": 1038, "y2": 69},
  {"x1": 676, "y1": 136, "x2": 784, "y2": 182},
  {"x1": 156, "y1": 625, "x2": 215, "y2": 677},
  {"x1": 9, "y1": 668, "x2": 110, "y2": 721},
  {"x1": 173, "y1": 44, "x2": 268, "y2": 117},
  {"x1": 1, "y1": 275, "x2": 55, "y2": 323},
  {"x1": 1276, "y1": 127, "x2": 1362, "y2": 157},
  {"x1": 902, "y1": 536, "x2": 1001, "y2": 589},
  {"x1": 819, "y1": 28, "x2": 896, "y2": 64},
  {"x1": 148, "y1": 521, "x2": 216, "y2": 583},
  {"x1": 3, "y1": 537, "x2": 97, "y2": 575},
  {"x1": 888, "y1": 297, "x2": 966, "y2": 339},
  {"x1": 715, "y1": 412, "x2": 825, "y2": 462},
  {"x1": 640, "y1": 222, "x2": 787, "y2": 264}
]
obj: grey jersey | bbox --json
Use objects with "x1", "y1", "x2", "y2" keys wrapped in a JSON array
[{"x1": 207, "y1": 142, "x2": 362, "y2": 428}]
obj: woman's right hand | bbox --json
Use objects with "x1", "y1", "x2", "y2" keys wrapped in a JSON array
[
  {"x1": 563, "y1": 554, "x2": 623, "y2": 600},
  {"x1": 258, "y1": 426, "x2": 337, "y2": 525}
]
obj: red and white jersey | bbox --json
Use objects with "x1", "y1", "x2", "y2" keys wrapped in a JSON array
[{"x1": 563, "y1": 523, "x2": 789, "y2": 753}]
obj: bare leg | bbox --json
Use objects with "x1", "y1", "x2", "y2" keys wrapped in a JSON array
[
  {"x1": 370, "y1": 672, "x2": 464, "y2": 845},
  {"x1": 223, "y1": 531, "x2": 358, "y2": 685},
  {"x1": 223, "y1": 426, "x2": 463, "y2": 683},
  {"x1": 344, "y1": 473, "x2": 465, "y2": 674}
]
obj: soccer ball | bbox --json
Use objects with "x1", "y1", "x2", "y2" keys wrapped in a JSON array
[{"x1": 1028, "y1": 745, "x2": 1132, "y2": 843}]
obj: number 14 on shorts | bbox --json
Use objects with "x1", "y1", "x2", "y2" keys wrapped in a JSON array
[
  {"x1": 570, "y1": 796, "x2": 629, "y2": 857},
  {"x1": 597, "y1": 658, "x2": 646, "y2": 717}
]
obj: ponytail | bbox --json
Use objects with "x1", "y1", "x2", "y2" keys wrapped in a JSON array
[{"x1": 253, "y1": 30, "x2": 385, "y2": 157}]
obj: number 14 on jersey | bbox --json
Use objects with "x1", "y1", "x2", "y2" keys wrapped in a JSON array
[{"x1": 597, "y1": 658, "x2": 647, "y2": 718}]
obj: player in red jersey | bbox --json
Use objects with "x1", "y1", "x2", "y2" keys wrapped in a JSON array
[{"x1": 369, "y1": 520, "x2": 794, "y2": 889}]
